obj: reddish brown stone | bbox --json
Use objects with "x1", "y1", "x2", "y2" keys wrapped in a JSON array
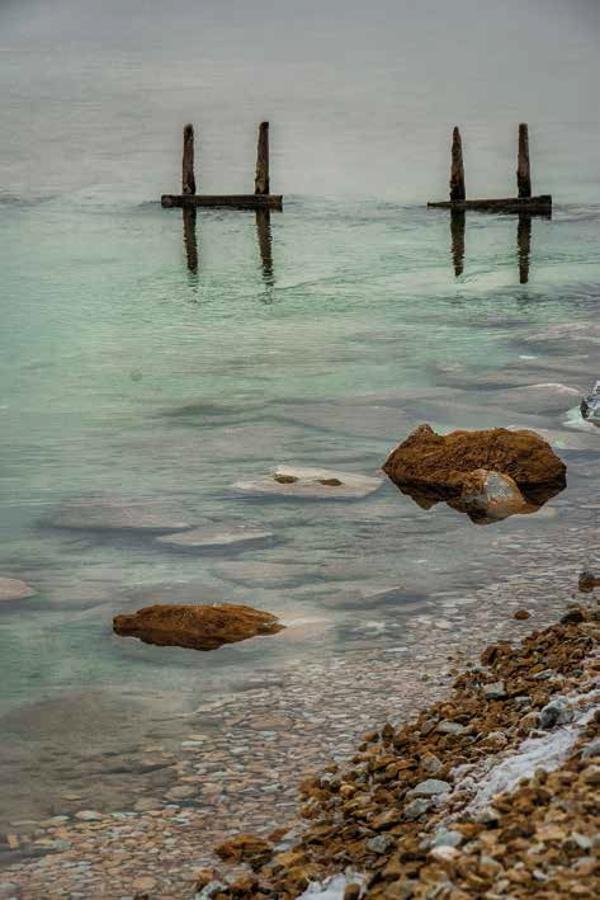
[
  {"x1": 113, "y1": 603, "x2": 284, "y2": 651},
  {"x1": 215, "y1": 835, "x2": 274, "y2": 868},
  {"x1": 382, "y1": 424, "x2": 565, "y2": 506},
  {"x1": 514, "y1": 609, "x2": 531, "y2": 620}
]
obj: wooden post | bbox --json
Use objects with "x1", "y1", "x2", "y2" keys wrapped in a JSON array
[
  {"x1": 450, "y1": 126, "x2": 465, "y2": 201},
  {"x1": 517, "y1": 123, "x2": 531, "y2": 199},
  {"x1": 255, "y1": 121, "x2": 270, "y2": 196},
  {"x1": 182, "y1": 124, "x2": 196, "y2": 195}
]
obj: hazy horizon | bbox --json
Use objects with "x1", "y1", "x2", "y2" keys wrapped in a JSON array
[{"x1": 1, "y1": 0, "x2": 599, "y2": 202}]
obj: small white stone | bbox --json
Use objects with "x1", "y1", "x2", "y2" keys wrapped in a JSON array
[{"x1": 430, "y1": 845, "x2": 460, "y2": 862}]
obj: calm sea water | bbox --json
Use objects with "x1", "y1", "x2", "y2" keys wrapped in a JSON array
[{"x1": 1, "y1": 0, "x2": 599, "y2": 828}]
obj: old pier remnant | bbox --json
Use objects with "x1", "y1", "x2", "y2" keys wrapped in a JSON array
[
  {"x1": 162, "y1": 121, "x2": 282, "y2": 210},
  {"x1": 450, "y1": 126, "x2": 465, "y2": 201},
  {"x1": 517, "y1": 122, "x2": 532, "y2": 199},
  {"x1": 255, "y1": 121, "x2": 270, "y2": 196},
  {"x1": 428, "y1": 123, "x2": 551, "y2": 215},
  {"x1": 181, "y1": 123, "x2": 196, "y2": 195}
]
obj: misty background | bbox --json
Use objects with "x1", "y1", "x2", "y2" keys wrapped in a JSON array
[{"x1": 1, "y1": 0, "x2": 599, "y2": 202}]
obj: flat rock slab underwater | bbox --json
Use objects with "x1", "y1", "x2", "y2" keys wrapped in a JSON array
[
  {"x1": 232, "y1": 466, "x2": 383, "y2": 500},
  {"x1": 156, "y1": 525, "x2": 273, "y2": 552}
]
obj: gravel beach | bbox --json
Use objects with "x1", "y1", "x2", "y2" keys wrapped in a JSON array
[{"x1": 1, "y1": 524, "x2": 598, "y2": 899}]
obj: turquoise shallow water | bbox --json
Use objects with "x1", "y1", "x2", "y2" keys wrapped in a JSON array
[{"x1": 1, "y1": 0, "x2": 599, "y2": 832}]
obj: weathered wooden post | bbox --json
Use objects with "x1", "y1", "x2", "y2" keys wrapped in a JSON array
[
  {"x1": 517, "y1": 123, "x2": 531, "y2": 199},
  {"x1": 182, "y1": 124, "x2": 196, "y2": 195},
  {"x1": 255, "y1": 121, "x2": 270, "y2": 196},
  {"x1": 450, "y1": 126, "x2": 466, "y2": 201}
]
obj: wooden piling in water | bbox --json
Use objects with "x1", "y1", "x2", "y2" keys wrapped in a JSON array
[
  {"x1": 255, "y1": 122, "x2": 270, "y2": 196},
  {"x1": 517, "y1": 123, "x2": 531, "y2": 199},
  {"x1": 162, "y1": 121, "x2": 282, "y2": 210},
  {"x1": 182, "y1": 124, "x2": 196, "y2": 195},
  {"x1": 450, "y1": 126, "x2": 466, "y2": 202},
  {"x1": 429, "y1": 123, "x2": 551, "y2": 216}
]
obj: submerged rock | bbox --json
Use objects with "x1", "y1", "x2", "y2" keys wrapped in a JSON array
[
  {"x1": 0, "y1": 577, "x2": 36, "y2": 602},
  {"x1": 113, "y1": 603, "x2": 284, "y2": 651},
  {"x1": 580, "y1": 381, "x2": 600, "y2": 426},
  {"x1": 451, "y1": 468, "x2": 535, "y2": 523},
  {"x1": 156, "y1": 524, "x2": 272, "y2": 551},
  {"x1": 579, "y1": 571, "x2": 600, "y2": 593},
  {"x1": 49, "y1": 496, "x2": 192, "y2": 533},
  {"x1": 233, "y1": 466, "x2": 382, "y2": 500},
  {"x1": 383, "y1": 425, "x2": 565, "y2": 522}
]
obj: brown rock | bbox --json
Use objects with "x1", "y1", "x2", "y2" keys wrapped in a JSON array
[
  {"x1": 382, "y1": 425, "x2": 565, "y2": 506},
  {"x1": 228, "y1": 874, "x2": 259, "y2": 894},
  {"x1": 113, "y1": 603, "x2": 284, "y2": 651},
  {"x1": 480, "y1": 641, "x2": 513, "y2": 667},
  {"x1": 560, "y1": 607, "x2": 585, "y2": 625},
  {"x1": 215, "y1": 834, "x2": 274, "y2": 868},
  {"x1": 194, "y1": 868, "x2": 221, "y2": 891},
  {"x1": 343, "y1": 885, "x2": 361, "y2": 900},
  {"x1": 578, "y1": 571, "x2": 600, "y2": 593},
  {"x1": 514, "y1": 609, "x2": 531, "y2": 620}
]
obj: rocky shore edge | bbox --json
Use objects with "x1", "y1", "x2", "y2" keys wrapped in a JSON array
[{"x1": 198, "y1": 602, "x2": 599, "y2": 900}]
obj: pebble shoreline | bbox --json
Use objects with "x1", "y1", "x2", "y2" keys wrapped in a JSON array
[{"x1": 1, "y1": 524, "x2": 598, "y2": 899}]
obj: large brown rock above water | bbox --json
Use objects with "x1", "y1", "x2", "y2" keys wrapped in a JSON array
[
  {"x1": 383, "y1": 424, "x2": 566, "y2": 505},
  {"x1": 113, "y1": 603, "x2": 284, "y2": 651}
]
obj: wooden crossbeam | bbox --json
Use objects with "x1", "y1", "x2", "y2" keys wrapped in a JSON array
[
  {"x1": 161, "y1": 193, "x2": 282, "y2": 210},
  {"x1": 162, "y1": 121, "x2": 283, "y2": 211},
  {"x1": 428, "y1": 124, "x2": 551, "y2": 217},
  {"x1": 428, "y1": 196, "x2": 551, "y2": 215}
]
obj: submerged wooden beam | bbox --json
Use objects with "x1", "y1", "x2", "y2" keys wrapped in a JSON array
[
  {"x1": 517, "y1": 123, "x2": 532, "y2": 199},
  {"x1": 255, "y1": 121, "x2": 270, "y2": 195},
  {"x1": 182, "y1": 124, "x2": 196, "y2": 195},
  {"x1": 161, "y1": 194, "x2": 283, "y2": 210},
  {"x1": 428, "y1": 195, "x2": 551, "y2": 215},
  {"x1": 450, "y1": 126, "x2": 465, "y2": 201}
]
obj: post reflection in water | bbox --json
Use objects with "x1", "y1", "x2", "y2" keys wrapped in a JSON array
[
  {"x1": 182, "y1": 207, "x2": 198, "y2": 274},
  {"x1": 517, "y1": 213, "x2": 532, "y2": 284},
  {"x1": 450, "y1": 209, "x2": 465, "y2": 277},
  {"x1": 179, "y1": 208, "x2": 275, "y2": 290},
  {"x1": 449, "y1": 211, "x2": 534, "y2": 283},
  {"x1": 255, "y1": 209, "x2": 274, "y2": 286}
]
